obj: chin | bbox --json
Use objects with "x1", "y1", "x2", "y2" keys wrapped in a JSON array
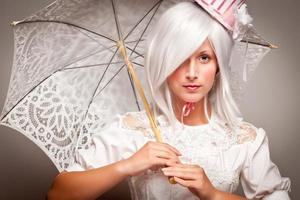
[{"x1": 181, "y1": 95, "x2": 204, "y2": 103}]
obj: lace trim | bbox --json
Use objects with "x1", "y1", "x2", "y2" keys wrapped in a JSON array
[
  {"x1": 237, "y1": 122, "x2": 257, "y2": 144},
  {"x1": 120, "y1": 111, "x2": 151, "y2": 137},
  {"x1": 120, "y1": 111, "x2": 258, "y2": 147}
]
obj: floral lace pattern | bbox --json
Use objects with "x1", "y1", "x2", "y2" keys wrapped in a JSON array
[
  {"x1": 1, "y1": 62, "x2": 146, "y2": 171},
  {"x1": 121, "y1": 110, "x2": 257, "y2": 198}
]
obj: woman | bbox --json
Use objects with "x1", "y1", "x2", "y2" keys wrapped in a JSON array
[{"x1": 48, "y1": 2, "x2": 291, "y2": 199}]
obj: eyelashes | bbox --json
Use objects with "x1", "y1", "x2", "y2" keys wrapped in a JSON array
[{"x1": 198, "y1": 54, "x2": 211, "y2": 63}]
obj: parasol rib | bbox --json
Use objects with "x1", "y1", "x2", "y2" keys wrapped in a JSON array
[
  {"x1": 124, "y1": 0, "x2": 163, "y2": 40},
  {"x1": 15, "y1": 20, "x2": 117, "y2": 43},
  {"x1": 124, "y1": 1, "x2": 163, "y2": 113},
  {"x1": 111, "y1": 0, "x2": 162, "y2": 143},
  {"x1": 73, "y1": 47, "x2": 120, "y2": 150}
]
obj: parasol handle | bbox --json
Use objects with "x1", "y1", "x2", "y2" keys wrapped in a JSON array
[{"x1": 118, "y1": 41, "x2": 177, "y2": 184}]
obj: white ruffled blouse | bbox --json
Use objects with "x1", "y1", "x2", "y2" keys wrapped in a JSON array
[{"x1": 66, "y1": 110, "x2": 291, "y2": 200}]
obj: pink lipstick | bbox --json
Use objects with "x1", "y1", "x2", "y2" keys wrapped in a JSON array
[{"x1": 183, "y1": 84, "x2": 201, "y2": 91}]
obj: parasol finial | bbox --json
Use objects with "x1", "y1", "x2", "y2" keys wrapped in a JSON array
[{"x1": 10, "y1": 21, "x2": 21, "y2": 26}]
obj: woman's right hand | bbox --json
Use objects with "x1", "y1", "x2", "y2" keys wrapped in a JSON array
[{"x1": 121, "y1": 141, "x2": 182, "y2": 176}]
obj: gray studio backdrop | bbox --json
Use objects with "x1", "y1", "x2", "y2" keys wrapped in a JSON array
[{"x1": 0, "y1": 0, "x2": 299, "y2": 199}]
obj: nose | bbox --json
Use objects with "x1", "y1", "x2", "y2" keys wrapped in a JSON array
[{"x1": 185, "y1": 61, "x2": 198, "y2": 80}]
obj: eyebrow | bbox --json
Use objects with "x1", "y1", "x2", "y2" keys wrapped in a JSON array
[{"x1": 197, "y1": 50, "x2": 213, "y2": 54}]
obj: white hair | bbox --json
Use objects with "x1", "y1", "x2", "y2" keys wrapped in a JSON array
[{"x1": 144, "y1": 2, "x2": 241, "y2": 130}]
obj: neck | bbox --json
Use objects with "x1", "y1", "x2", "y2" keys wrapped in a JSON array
[{"x1": 173, "y1": 97, "x2": 211, "y2": 126}]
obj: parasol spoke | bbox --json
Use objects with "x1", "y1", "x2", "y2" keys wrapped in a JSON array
[
  {"x1": 110, "y1": 0, "x2": 163, "y2": 143},
  {"x1": 1, "y1": 34, "x2": 120, "y2": 121},
  {"x1": 81, "y1": 48, "x2": 119, "y2": 121},
  {"x1": 1, "y1": 69, "x2": 58, "y2": 121},
  {"x1": 1, "y1": 47, "x2": 117, "y2": 120},
  {"x1": 62, "y1": 61, "x2": 127, "y2": 71},
  {"x1": 122, "y1": 1, "x2": 163, "y2": 60},
  {"x1": 95, "y1": 64, "x2": 126, "y2": 97},
  {"x1": 111, "y1": 0, "x2": 124, "y2": 42},
  {"x1": 60, "y1": 44, "x2": 118, "y2": 70},
  {"x1": 110, "y1": 0, "x2": 143, "y2": 110},
  {"x1": 73, "y1": 47, "x2": 121, "y2": 149},
  {"x1": 62, "y1": 54, "x2": 143, "y2": 71},
  {"x1": 131, "y1": 61, "x2": 144, "y2": 67},
  {"x1": 125, "y1": 40, "x2": 146, "y2": 59},
  {"x1": 126, "y1": 1, "x2": 162, "y2": 59},
  {"x1": 241, "y1": 40, "x2": 275, "y2": 48},
  {"x1": 73, "y1": 26, "x2": 116, "y2": 54},
  {"x1": 124, "y1": 2, "x2": 163, "y2": 111},
  {"x1": 16, "y1": 20, "x2": 117, "y2": 43},
  {"x1": 125, "y1": 39, "x2": 145, "y2": 44},
  {"x1": 126, "y1": 46, "x2": 144, "y2": 58},
  {"x1": 91, "y1": 63, "x2": 142, "y2": 111},
  {"x1": 125, "y1": 67, "x2": 142, "y2": 111},
  {"x1": 16, "y1": 20, "x2": 146, "y2": 63},
  {"x1": 124, "y1": 0, "x2": 163, "y2": 40}
]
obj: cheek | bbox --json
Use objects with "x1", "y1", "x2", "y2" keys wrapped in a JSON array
[{"x1": 202, "y1": 65, "x2": 217, "y2": 84}]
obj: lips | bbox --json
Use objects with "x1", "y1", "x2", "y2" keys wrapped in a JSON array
[{"x1": 183, "y1": 84, "x2": 201, "y2": 91}]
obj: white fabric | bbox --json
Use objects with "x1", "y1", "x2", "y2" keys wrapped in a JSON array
[{"x1": 66, "y1": 110, "x2": 291, "y2": 200}]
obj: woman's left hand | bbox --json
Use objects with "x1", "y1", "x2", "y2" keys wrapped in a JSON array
[{"x1": 161, "y1": 163, "x2": 218, "y2": 200}]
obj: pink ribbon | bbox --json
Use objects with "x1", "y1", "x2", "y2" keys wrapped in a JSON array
[{"x1": 182, "y1": 102, "x2": 195, "y2": 117}]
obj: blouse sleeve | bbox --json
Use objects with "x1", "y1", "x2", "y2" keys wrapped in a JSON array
[
  {"x1": 240, "y1": 128, "x2": 291, "y2": 200},
  {"x1": 65, "y1": 115, "x2": 145, "y2": 172}
]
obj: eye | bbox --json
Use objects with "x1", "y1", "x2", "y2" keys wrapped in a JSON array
[{"x1": 198, "y1": 54, "x2": 210, "y2": 64}]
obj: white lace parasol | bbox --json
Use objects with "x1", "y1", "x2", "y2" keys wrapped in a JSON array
[{"x1": 1, "y1": 0, "x2": 273, "y2": 172}]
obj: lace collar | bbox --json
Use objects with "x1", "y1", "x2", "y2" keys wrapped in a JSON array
[{"x1": 156, "y1": 107, "x2": 221, "y2": 130}]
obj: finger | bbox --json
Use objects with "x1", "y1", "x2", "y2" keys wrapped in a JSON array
[
  {"x1": 163, "y1": 163, "x2": 190, "y2": 169},
  {"x1": 151, "y1": 147, "x2": 180, "y2": 161},
  {"x1": 152, "y1": 149, "x2": 180, "y2": 162},
  {"x1": 161, "y1": 168, "x2": 196, "y2": 180},
  {"x1": 150, "y1": 142, "x2": 181, "y2": 156},
  {"x1": 161, "y1": 143, "x2": 182, "y2": 156},
  {"x1": 164, "y1": 161, "x2": 183, "y2": 167},
  {"x1": 163, "y1": 165, "x2": 205, "y2": 177},
  {"x1": 165, "y1": 159, "x2": 181, "y2": 167},
  {"x1": 151, "y1": 144, "x2": 180, "y2": 158},
  {"x1": 173, "y1": 176, "x2": 193, "y2": 188},
  {"x1": 165, "y1": 164, "x2": 203, "y2": 172},
  {"x1": 146, "y1": 142, "x2": 177, "y2": 157},
  {"x1": 153, "y1": 157, "x2": 177, "y2": 167}
]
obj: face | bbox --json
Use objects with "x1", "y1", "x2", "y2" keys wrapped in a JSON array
[{"x1": 167, "y1": 39, "x2": 218, "y2": 104}]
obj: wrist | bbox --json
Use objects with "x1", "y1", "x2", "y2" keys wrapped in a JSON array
[
  {"x1": 115, "y1": 158, "x2": 133, "y2": 177},
  {"x1": 210, "y1": 189, "x2": 221, "y2": 200},
  {"x1": 200, "y1": 187, "x2": 219, "y2": 200}
]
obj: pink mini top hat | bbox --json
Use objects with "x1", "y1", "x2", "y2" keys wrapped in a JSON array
[
  {"x1": 194, "y1": 0, "x2": 276, "y2": 103},
  {"x1": 194, "y1": 0, "x2": 245, "y2": 32},
  {"x1": 194, "y1": 0, "x2": 275, "y2": 48}
]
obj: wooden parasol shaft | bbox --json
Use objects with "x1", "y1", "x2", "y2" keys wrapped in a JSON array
[
  {"x1": 117, "y1": 41, "x2": 178, "y2": 184},
  {"x1": 117, "y1": 41, "x2": 163, "y2": 143}
]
